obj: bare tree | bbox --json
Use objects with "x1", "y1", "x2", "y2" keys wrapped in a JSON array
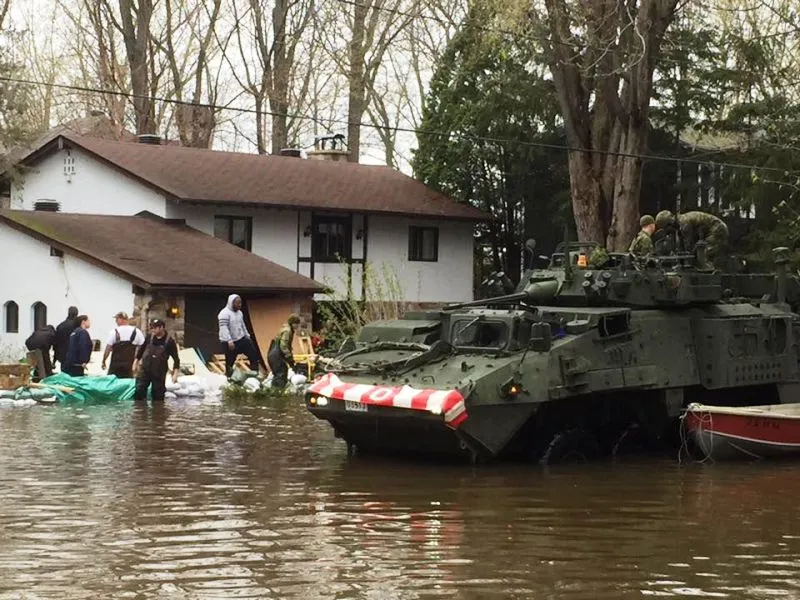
[
  {"x1": 160, "y1": 0, "x2": 224, "y2": 147},
  {"x1": 336, "y1": 0, "x2": 421, "y2": 162},
  {"x1": 227, "y1": 0, "x2": 315, "y2": 154},
  {"x1": 537, "y1": 0, "x2": 681, "y2": 250}
]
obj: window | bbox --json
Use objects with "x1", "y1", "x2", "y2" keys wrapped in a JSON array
[
  {"x1": 4, "y1": 301, "x2": 18, "y2": 333},
  {"x1": 32, "y1": 302, "x2": 47, "y2": 330},
  {"x1": 312, "y1": 215, "x2": 352, "y2": 262},
  {"x1": 452, "y1": 319, "x2": 508, "y2": 349},
  {"x1": 409, "y1": 226, "x2": 439, "y2": 262},
  {"x1": 214, "y1": 216, "x2": 252, "y2": 251}
]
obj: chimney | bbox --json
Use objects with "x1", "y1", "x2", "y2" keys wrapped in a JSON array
[
  {"x1": 137, "y1": 134, "x2": 162, "y2": 145},
  {"x1": 307, "y1": 134, "x2": 350, "y2": 162},
  {"x1": 279, "y1": 148, "x2": 302, "y2": 158}
]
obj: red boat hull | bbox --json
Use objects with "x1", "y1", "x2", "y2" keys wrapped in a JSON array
[{"x1": 683, "y1": 402, "x2": 800, "y2": 460}]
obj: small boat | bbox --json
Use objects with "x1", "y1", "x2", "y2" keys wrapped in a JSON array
[{"x1": 683, "y1": 402, "x2": 800, "y2": 460}]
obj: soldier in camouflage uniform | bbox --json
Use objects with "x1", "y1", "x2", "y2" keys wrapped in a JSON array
[
  {"x1": 654, "y1": 210, "x2": 728, "y2": 264},
  {"x1": 268, "y1": 314, "x2": 301, "y2": 388},
  {"x1": 628, "y1": 214, "x2": 656, "y2": 257}
]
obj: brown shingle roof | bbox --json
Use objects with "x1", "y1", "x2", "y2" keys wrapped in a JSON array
[
  {"x1": 22, "y1": 134, "x2": 488, "y2": 220},
  {"x1": 0, "y1": 209, "x2": 323, "y2": 293}
]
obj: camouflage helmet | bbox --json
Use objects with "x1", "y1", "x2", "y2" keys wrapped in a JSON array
[
  {"x1": 640, "y1": 214, "x2": 655, "y2": 227},
  {"x1": 655, "y1": 210, "x2": 675, "y2": 228},
  {"x1": 287, "y1": 313, "x2": 301, "y2": 325}
]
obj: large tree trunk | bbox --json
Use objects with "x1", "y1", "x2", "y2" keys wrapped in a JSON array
[
  {"x1": 119, "y1": 0, "x2": 156, "y2": 135},
  {"x1": 346, "y1": 0, "x2": 368, "y2": 162},
  {"x1": 541, "y1": 0, "x2": 679, "y2": 251},
  {"x1": 567, "y1": 152, "x2": 606, "y2": 243},
  {"x1": 269, "y1": 0, "x2": 290, "y2": 154}
]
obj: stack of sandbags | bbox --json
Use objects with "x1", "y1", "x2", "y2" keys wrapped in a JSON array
[
  {"x1": 163, "y1": 374, "x2": 227, "y2": 403},
  {"x1": 0, "y1": 387, "x2": 56, "y2": 407},
  {"x1": 256, "y1": 368, "x2": 308, "y2": 394}
]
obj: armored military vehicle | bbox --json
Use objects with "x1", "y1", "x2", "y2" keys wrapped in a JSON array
[{"x1": 305, "y1": 241, "x2": 800, "y2": 463}]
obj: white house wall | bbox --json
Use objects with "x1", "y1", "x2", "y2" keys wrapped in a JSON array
[
  {"x1": 165, "y1": 202, "x2": 298, "y2": 271},
  {"x1": 11, "y1": 147, "x2": 167, "y2": 216},
  {"x1": 0, "y1": 225, "x2": 135, "y2": 359},
  {"x1": 367, "y1": 216, "x2": 474, "y2": 303}
]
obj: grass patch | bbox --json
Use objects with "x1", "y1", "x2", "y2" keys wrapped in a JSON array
[{"x1": 221, "y1": 384, "x2": 302, "y2": 407}]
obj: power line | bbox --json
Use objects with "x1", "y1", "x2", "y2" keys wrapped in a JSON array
[{"x1": 2, "y1": 73, "x2": 799, "y2": 177}]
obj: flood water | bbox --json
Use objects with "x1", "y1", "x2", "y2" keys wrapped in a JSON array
[{"x1": 0, "y1": 398, "x2": 798, "y2": 599}]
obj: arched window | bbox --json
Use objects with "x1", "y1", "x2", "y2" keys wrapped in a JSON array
[
  {"x1": 32, "y1": 302, "x2": 47, "y2": 330},
  {"x1": 4, "y1": 301, "x2": 18, "y2": 333}
]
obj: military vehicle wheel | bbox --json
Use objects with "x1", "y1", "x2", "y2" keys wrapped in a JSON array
[
  {"x1": 539, "y1": 429, "x2": 600, "y2": 465},
  {"x1": 611, "y1": 423, "x2": 650, "y2": 458}
]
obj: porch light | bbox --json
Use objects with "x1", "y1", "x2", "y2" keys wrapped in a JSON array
[
  {"x1": 303, "y1": 225, "x2": 313, "y2": 237},
  {"x1": 168, "y1": 304, "x2": 181, "y2": 318}
]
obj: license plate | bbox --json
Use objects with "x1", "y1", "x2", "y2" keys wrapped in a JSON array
[{"x1": 344, "y1": 400, "x2": 368, "y2": 413}]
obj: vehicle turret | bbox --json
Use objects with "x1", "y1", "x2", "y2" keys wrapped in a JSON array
[{"x1": 454, "y1": 241, "x2": 722, "y2": 310}]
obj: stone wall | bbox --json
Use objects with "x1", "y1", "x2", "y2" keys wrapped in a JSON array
[{"x1": 133, "y1": 291, "x2": 186, "y2": 345}]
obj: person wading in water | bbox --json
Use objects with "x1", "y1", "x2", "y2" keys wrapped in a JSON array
[
  {"x1": 132, "y1": 319, "x2": 180, "y2": 402},
  {"x1": 101, "y1": 311, "x2": 145, "y2": 378},
  {"x1": 268, "y1": 314, "x2": 300, "y2": 389}
]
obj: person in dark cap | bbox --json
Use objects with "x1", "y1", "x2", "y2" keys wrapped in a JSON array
[
  {"x1": 54, "y1": 306, "x2": 79, "y2": 369},
  {"x1": 101, "y1": 311, "x2": 145, "y2": 378},
  {"x1": 132, "y1": 319, "x2": 180, "y2": 402},
  {"x1": 628, "y1": 215, "x2": 656, "y2": 257},
  {"x1": 268, "y1": 314, "x2": 301, "y2": 388}
]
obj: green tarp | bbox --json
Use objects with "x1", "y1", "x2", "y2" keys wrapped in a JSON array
[{"x1": 40, "y1": 373, "x2": 137, "y2": 403}]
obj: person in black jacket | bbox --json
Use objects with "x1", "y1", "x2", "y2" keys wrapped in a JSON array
[
  {"x1": 132, "y1": 319, "x2": 180, "y2": 402},
  {"x1": 54, "y1": 306, "x2": 79, "y2": 369},
  {"x1": 25, "y1": 325, "x2": 56, "y2": 379},
  {"x1": 63, "y1": 315, "x2": 93, "y2": 377}
]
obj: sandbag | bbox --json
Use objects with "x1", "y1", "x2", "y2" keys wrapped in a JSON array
[{"x1": 243, "y1": 377, "x2": 260, "y2": 392}]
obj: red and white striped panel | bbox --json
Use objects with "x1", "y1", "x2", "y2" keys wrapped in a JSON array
[{"x1": 308, "y1": 372, "x2": 468, "y2": 429}]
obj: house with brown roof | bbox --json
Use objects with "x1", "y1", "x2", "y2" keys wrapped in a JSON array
[
  {"x1": 0, "y1": 209, "x2": 322, "y2": 362},
  {"x1": 8, "y1": 133, "x2": 486, "y2": 306}
]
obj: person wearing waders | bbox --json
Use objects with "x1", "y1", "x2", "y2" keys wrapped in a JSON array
[
  {"x1": 101, "y1": 311, "x2": 145, "y2": 378},
  {"x1": 268, "y1": 314, "x2": 300, "y2": 389},
  {"x1": 217, "y1": 294, "x2": 260, "y2": 377},
  {"x1": 132, "y1": 319, "x2": 180, "y2": 402}
]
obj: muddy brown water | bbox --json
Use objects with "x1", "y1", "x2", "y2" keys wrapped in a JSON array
[{"x1": 0, "y1": 399, "x2": 798, "y2": 599}]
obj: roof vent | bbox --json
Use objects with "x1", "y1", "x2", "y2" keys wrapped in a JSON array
[
  {"x1": 279, "y1": 148, "x2": 302, "y2": 158},
  {"x1": 137, "y1": 134, "x2": 162, "y2": 145},
  {"x1": 34, "y1": 200, "x2": 60, "y2": 212}
]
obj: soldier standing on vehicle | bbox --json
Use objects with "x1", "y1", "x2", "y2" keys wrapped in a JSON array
[
  {"x1": 628, "y1": 215, "x2": 656, "y2": 257},
  {"x1": 654, "y1": 210, "x2": 728, "y2": 264},
  {"x1": 653, "y1": 210, "x2": 684, "y2": 256},
  {"x1": 678, "y1": 211, "x2": 729, "y2": 264}
]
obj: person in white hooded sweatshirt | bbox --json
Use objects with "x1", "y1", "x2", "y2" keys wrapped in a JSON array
[{"x1": 218, "y1": 294, "x2": 261, "y2": 376}]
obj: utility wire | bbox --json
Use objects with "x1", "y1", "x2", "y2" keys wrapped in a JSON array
[{"x1": 2, "y1": 73, "x2": 800, "y2": 177}]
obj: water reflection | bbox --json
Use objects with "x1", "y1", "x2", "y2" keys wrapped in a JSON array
[{"x1": 0, "y1": 401, "x2": 798, "y2": 599}]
